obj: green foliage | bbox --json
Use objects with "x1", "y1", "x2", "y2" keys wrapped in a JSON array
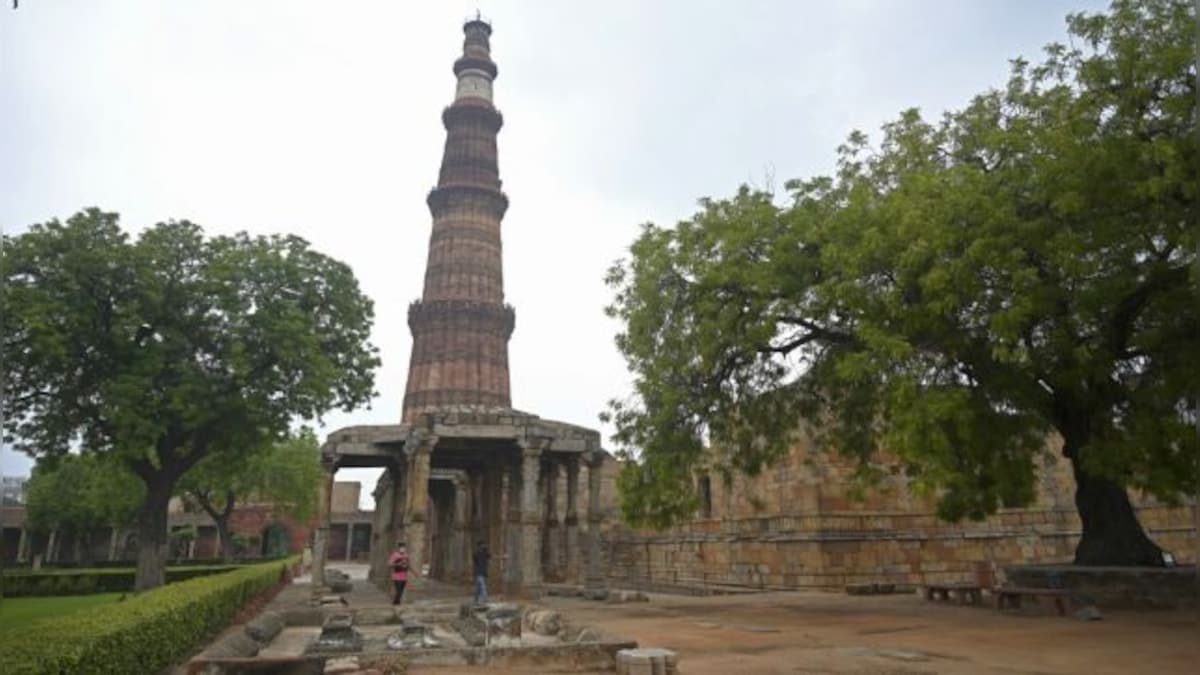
[
  {"x1": 2, "y1": 207, "x2": 378, "y2": 586},
  {"x1": 1, "y1": 565, "x2": 245, "y2": 597},
  {"x1": 1, "y1": 211, "x2": 379, "y2": 465},
  {"x1": 0, "y1": 558, "x2": 294, "y2": 673},
  {"x1": 178, "y1": 428, "x2": 323, "y2": 529},
  {"x1": 605, "y1": 0, "x2": 1197, "y2": 532},
  {"x1": 25, "y1": 454, "x2": 144, "y2": 533}
]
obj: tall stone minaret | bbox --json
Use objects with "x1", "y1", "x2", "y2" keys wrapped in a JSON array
[{"x1": 403, "y1": 18, "x2": 514, "y2": 422}]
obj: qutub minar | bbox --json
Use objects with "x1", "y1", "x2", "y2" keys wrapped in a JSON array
[
  {"x1": 313, "y1": 17, "x2": 609, "y2": 601},
  {"x1": 402, "y1": 15, "x2": 515, "y2": 421}
]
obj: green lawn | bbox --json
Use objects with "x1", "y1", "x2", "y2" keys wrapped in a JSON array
[{"x1": 0, "y1": 593, "x2": 124, "y2": 630}]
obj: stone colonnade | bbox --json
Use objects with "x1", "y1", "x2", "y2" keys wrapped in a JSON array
[{"x1": 316, "y1": 434, "x2": 608, "y2": 601}]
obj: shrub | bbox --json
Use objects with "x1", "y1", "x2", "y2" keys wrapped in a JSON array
[
  {"x1": 1, "y1": 565, "x2": 246, "y2": 597},
  {"x1": 0, "y1": 557, "x2": 296, "y2": 674}
]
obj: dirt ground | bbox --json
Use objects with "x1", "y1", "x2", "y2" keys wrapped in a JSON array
[{"x1": 410, "y1": 589, "x2": 1199, "y2": 675}]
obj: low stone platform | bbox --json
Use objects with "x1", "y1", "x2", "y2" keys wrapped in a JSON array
[
  {"x1": 186, "y1": 576, "x2": 636, "y2": 674},
  {"x1": 1004, "y1": 564, "x2": 1198, "y2": 609}
]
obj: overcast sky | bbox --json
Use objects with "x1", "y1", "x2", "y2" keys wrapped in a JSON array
[{"x1": 1, "y1": 0, "x2": 1107, "y2": 507}]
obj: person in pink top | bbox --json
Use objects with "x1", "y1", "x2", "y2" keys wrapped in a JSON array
[{"x1": 388, "y1": 541, "x2": 410, "y2": 605}]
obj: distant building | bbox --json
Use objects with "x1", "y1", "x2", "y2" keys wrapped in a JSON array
[
  {"x1": 1, "y1": 480, "x2": 370, "y2": 565},
  {"x1": 2, "y1": 475, "x2": 27, "y2": 505}
]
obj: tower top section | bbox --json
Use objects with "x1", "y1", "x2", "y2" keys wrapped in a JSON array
[{"x1": 454, "y1": 15, "x2": 497, "y2": 103}]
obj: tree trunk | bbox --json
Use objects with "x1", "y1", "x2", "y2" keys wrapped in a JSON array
[
  {"x1": 76, "y1": 530, "x2": 93, "y2": 567},
  {"x1": 216, "y1": 518, "x2": 234, "y2": 564},
  {"x1": 197, "y1": 489, "x2": 237, "y2": 564},
  {"x1": 1070, "y1": 455, "x2": 1165, "y2": 566},
  {"x1": 135, "y1": 477, "x2": 174, "y2": 591}
]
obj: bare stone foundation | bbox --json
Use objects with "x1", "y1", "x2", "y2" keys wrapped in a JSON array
[{"x1": 189, "y1": 603, "x2": 635, "y2": 674}]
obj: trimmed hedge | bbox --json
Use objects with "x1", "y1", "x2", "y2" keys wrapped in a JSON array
[
  {"x1": 0, "y1": 557, "x2": 296, "y2": 674},
  {"x1": 5, "y1": 555, "x2": 290, "y2": 570},
  {"x1": 1, "y1": 565, "x2": 245, "y2": 597}
]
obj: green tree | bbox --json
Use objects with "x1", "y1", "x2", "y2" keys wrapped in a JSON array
[
  {"x1": 177, "y1": 429, "x2": 322, "y2": 563},
  {"x1": 24, "y1": 454, "x2": 144, "y2": 564},
  {"x1": 605, "y1": 0, "x2": 1197, "y2": 565},
  {"x1": 2, "y1": 209, "x2": 379, "y2": 588}
]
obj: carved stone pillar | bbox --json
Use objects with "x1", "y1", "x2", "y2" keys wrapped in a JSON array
[
  {"x1": 542, "y1": 461, "x2": 561, "y2": 581},
  {"x1": 311, "y1": 459, "x2": 336, "y2": 599},
  {"x1": 369, "y1": 469, "x2": 395, "y2": 589},
  {"x1": 520, "y1": 440, "x2": 546, "y2": 597},
  {"x1": 564, "y1": 456, "x2": 580, "y2": 583},
  {"x1": 479, "y1": 462, "x2": 502, "y2": 585},
  {"x1": 452, "y1": 474, "x2": 470, "y2": 583},
  {"x1": 405, "y1": 434, "x2": 435, "y2": 585},
  {"x1": 584, "y1": 451, "x2": 608, "y2": 599},
  {"x1": 504, "y1": 455, "x2": 522, "y2": 590}
]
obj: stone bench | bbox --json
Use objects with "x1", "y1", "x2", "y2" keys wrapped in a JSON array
[{"x1": 994, "y1": 586, "x2": 1072, "y2": 615}]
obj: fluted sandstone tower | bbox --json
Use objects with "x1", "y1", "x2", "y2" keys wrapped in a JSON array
[{"x1": 402, "y1": 18, "x2": 514, "y2": 422}]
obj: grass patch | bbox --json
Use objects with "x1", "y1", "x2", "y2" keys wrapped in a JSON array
[{"x1": 0, "y1": 593, "x2": 125, "y2": 630}]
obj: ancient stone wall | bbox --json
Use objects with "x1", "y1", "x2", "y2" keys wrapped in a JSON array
[{"x1": 604, "y1": 437, "x2": 1195, "y2": 593}]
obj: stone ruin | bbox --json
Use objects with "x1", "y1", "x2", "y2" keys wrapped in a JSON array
[{"x1": 187, "y1": 600, "x2": 638, "y2": 674}]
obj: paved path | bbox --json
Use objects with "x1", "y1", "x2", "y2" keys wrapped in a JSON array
[{"x1": 408, "y1": 589, "x2": 1197, "y2": 675}]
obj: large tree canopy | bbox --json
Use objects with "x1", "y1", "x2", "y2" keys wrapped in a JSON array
[
  {"x1": 605, "y1": 0, "x2": 1197, "y2": 565},
  {"x1": 177, "y1": 429, "x2": 322, "y2": 563},
  {"x1": 2, "y1": 208, "x2": 379, "y2": 587}
]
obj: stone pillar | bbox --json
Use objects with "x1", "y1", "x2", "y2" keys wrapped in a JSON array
[
  {"x1": 542, "y1": 461, "x2": 561, "y2": 581},
  {"x1": 311, "y1": 459, "x2": 336, "y2": 598},
  {"x1": 47, "y1": 529, "x2": 58, "y2": 564},
  {"x1": 452, "y1": 474, "x2": 470, "y2": 583},
  {"x1": 584, "y1": 452, "x2": 608, "y2": 599},
  {"x1": 369, "y1": 468, "x2": 395, "y2": 588},
  {"x1": 107, "y1": 528, "x2": 120, "y2": 561},
  {"x1": 392, "y1": 464, "x2": 408, "y2": 549},
  {"x1": 17, "y1": 527, "x2": 29, "y2": 563},
  {"x1": 345, "y1": 523, "x2": 355, "y2": 561},
  {"x1": 564, "y1": 456, "x2": 580, "y2": 584},
  {"x1": 187, "y1": 536, "x2": 196, "y2": 560},
  {"x1": 519, "y1": 440, "x2": 545, "y2": 597},
  {"x1": 405, "y1": 434, "x2": 435, "y2": 586},
  {"x1": 504, "y1": 456, "x2": 522, "y2": 590}
]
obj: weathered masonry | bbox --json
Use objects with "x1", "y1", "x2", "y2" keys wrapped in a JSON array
[
  {"x1": 604, "y1": 436, "x2": 1196, "y2": 594},
  {"x1": 313, "y1": 18, "x2": 610, "y2": 600}
]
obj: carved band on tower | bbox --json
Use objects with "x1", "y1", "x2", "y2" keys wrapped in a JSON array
[{"x1": 403, "y1": 18, "x2": 514, "y2": 421}]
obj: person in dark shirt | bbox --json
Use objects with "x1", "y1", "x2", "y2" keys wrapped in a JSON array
[{"x1": 472, "y1": 541, "x2": 490, "y2": 605}]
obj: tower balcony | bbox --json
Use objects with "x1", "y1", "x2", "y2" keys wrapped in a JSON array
[
  {"x1": 453, "y1": 56, "x2": 498, "y2": 79},
  {"x1": 442, "y1": 102, "x2": 503, "y2": 132},
  {"x1": 427, "y1": 183, "x2": 509, "y2": 218}
]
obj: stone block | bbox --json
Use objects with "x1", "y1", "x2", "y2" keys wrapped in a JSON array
[
  {"x1": 244, "y1": 610, "x2": 285, "y2": 643},
  {"x1": 616, "y1": 647, "x2": 679, "y2": 675},
  {"x1": 524, "y1": 608, "x2": 563, "y2": 636},
  {"x1": 203, "y1": 632, "x2": 261, "y2": 658},
  {"x1": 323, "y1": 656, "x2": 360, "y2": 674}
]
